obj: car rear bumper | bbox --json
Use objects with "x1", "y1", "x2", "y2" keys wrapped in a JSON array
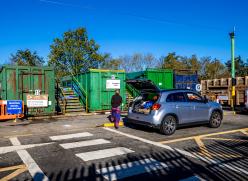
[{"x1": 126, "y1": 118, "x2": 160, "y2": 129}]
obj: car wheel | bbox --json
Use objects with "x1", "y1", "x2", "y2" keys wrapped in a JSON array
[
  {"x1": 209, "y1": 111, "x2": 222, "y2": 128},
  {"x1": 160, "y1": 115, "x2": 177, "y2": 135}
]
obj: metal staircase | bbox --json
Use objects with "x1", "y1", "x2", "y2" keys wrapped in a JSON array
[{"x1": 58, "y1": 87, "x2": 85, "y2": 114}]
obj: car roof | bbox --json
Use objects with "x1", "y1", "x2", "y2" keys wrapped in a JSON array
[{"x1": 160, "y1": 89, "x2": 198, "y2": 94}]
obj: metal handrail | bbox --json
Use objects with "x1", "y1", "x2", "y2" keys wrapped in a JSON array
[
  {"x1": 58, "y1": 85, "x2": 66, "y2": 114},
  {"x1": 71, "y1": 76, "x2": 88, "y2": 112}
]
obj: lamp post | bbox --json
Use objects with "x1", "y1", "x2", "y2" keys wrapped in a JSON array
[{"x1": 229, "y1": 31, "x2": 235, "y2": 112}]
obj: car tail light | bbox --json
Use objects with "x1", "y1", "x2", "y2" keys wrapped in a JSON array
[{"x1": 152, "y1": 103, "x2": 161, "y2": 110}]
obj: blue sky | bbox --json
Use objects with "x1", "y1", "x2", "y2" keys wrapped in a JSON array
[{"x1": 0, "y1": 0, "x2": 247, "y2": 64}]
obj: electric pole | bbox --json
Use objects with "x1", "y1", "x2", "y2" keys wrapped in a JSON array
[{"x1": 229, "y1": 30, "x2": 235, "y2": 112}]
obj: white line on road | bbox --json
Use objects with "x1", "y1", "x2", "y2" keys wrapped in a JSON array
[
  {"x1": 103, "y1": 127, "x2": 248, "y2": 175},
  {"x1": 96, "y1": 158, "x2": 168, "y2": 181},
  {"x1": 60, "y1": 139, "x2": 111, "y2": 149},
  {"x1": 76, "y1": 147, "x2": 134, "y2": 161},
  {"x1": 49, "y1": 132, "x2": 93, "y2": 141},
  {"x1": 9, "y1": 137, "x2": 49, "y2": 181},
  {"x1": 103, "y1": 127, "x2": 195, "y2": 158},
  {"x1": 0, "y1": 143, "x2": 53, "y2": 155}
]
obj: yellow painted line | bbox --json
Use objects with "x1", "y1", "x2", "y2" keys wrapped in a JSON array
[
  {"x1": 194, "y1": 136, "x2": 212, "y2": 158},
  {"x1": 0, "y1": 164, "x2": 26, "y2": 172},
  {"x1": 159, "y1": 136, "x2": 195, "y2": 144},
  {"x1": 103, "y1": 122, "x2": 124, "y2": 127},
  {"x1": 211, "y1": 153, "x2": 242, "y2": 158},
  {"x1": 203, "y1": 137, "x2": 248, "y2": 142},
  {"x1": 0, "y1": 164, "x2": 27, "y2": 181},
  {"x1": 159, "y1": 128, "x2": 248, "y2": 144},
  {"x1": 240, "y1": 130, "x2": 248, "y2": 135},
  {"x1": 0, "y1": 168, "x2": 27, "y2": 181}
]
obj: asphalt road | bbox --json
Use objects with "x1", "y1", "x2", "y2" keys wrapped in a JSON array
[{"x1": 0, "y1": 113, "x2": 247, "y2": 181}]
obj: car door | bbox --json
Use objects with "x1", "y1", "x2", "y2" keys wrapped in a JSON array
[
  {"x1": 185, "y1": 92, "x2": 210, "y2": 122},
  {"x1": 166, "y1": 92, "x2": 192, "y2": 124}
]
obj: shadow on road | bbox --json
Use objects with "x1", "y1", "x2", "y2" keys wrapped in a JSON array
[{"x1": 33, "y1": 138, "x2": 247, "y2": 181}]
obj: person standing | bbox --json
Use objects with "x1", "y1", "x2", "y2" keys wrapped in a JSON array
[{"x1": 111, "y1": 89, "x2": 122, "y2": 129}]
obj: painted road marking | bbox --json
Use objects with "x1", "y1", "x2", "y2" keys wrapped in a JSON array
[
  {"x1": 76, "y1": 147, "x2": 134, "y2": 161},
  {"x1": 0, "y1": 164, "x2": 27, "y2": 181},
  {"x1": 203, "y1": 137, "x2": 248, "y2": 142},
  {"x1": 240, "y1": 130, "x2": 248, "y2": 135},
  {"x1": 103, "y1": 128, "x2": 194, "y2": 157},
  {"x1": 9, "y1": 137, "x2": 49, "y2": 181},
  {"x1": 60, "y1": 139, "x2": 111, "y2": 149},
  {"x1": 159, "y1": 128, "x2": 248, "y2": 144},
  {"x1": 159, "y1": 136, "x2": 196, "y2": 144},
  {"x1": 4, "y1": 134, "x2": 33, "y2": 138},
  {"x1": 49, "y1": 132, "x2": 93, "y2": 141},
  {"x1": 194, "y1": 136, "x2": 212, "y2": 158},
  {"x1": 103, "y1": 127, "x2": 248, "y2": 175},
  {"x1": 96, "y1": 158, "x2": 168, "y2": 180},
  {"x1": 0, "y1": 142, "x2": 53, "y2": 155}
]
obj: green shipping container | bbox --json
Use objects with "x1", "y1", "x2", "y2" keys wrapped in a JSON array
[
  {"x1": 74, "y1": 69, "x2": 126, "y2": 112},
  {"x1": 0, "y1": 65, "x2": 55, "y2": 116},
  {"x1": 126, "y1": 68, "x2": 174, "y2": 90}
]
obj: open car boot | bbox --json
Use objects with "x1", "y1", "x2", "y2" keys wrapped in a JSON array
[{"x1": 132, "y1": 93, "x2": 159, "y2": 114}]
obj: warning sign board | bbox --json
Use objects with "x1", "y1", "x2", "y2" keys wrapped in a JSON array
[
  {"x1": 27, "y1": 94, "x2": 48, "y2": 108},
  {"x1": 106, "y1": 80, "x2": 120, "y2": 89}
]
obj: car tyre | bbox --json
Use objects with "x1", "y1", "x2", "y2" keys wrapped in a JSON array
[
  {"x1": 209, "y1": 111, "x2": 222, "y2": 128},
  {"x1": 160, "y1": 115, "x2": 177, "y2": 135}
]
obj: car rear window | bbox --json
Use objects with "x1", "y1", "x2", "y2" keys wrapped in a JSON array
[{"x1": 166, "y1": 92, "x2": 186, "y2": 102}]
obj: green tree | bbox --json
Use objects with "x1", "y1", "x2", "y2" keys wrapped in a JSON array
[
  {"x1": 100, "y1": 53, "x2": 122, "y2": 70},
  {"x1": 184, "y1": 55, "x2": 201, "y2": 71},
  {"x1": 48, "y1": 27, "x2": 105, "y2": 78},
  {"x1": 160, "y1": 52, "x2": 186, "y2": 70},
  {"x1": 225, "y1": 56, "x2": 248, "y2": 76},
  {"x1": 10, "y1": 49, "x2": 44, "y2": 66},
  {"x1": 204, "y1": 58, "x2": 229, "y2": 79}
]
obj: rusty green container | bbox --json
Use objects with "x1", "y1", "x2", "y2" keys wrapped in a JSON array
[
  {"x1": 126, "y1": 68, "x2": 174, "y2": 90},
  {"x1": 74, "y1": 69, "x2": 126, "y2": 112},
  {"x1": 0, "y1": 65, "x2": 55, "y2": 116}
]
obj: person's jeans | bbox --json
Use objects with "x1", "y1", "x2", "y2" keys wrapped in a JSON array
[{"x1": 111, "y1": 107, "x2": 121, "y2": 128}]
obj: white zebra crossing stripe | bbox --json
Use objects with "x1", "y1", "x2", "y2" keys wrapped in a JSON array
[
  {"x1": 60, "y1": 139, "x2": 111, "y2": 149},
  {"x1": 49, "y1": 132, "x2": 93, "y2": 141},
  {"x1": 96, "y1": 158, "x2": 168, "y2": 180},
  {"x1": 76, "y1": 147, "x2": 134, "y2": 161}
]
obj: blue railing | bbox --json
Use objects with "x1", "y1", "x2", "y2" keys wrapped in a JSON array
[{"x1": 71, "y1": 76, "x2": 88, "y2": 112}]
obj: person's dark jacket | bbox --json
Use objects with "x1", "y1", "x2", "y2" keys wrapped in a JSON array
[{"x1": 111, "y1": 94, "x2": 122, "y2": 108}]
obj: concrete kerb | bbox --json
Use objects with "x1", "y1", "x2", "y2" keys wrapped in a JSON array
[
  {"x1": 28, "y1": 112, "x2": 96, "y2": 120},
  {"x1": 28, "y1": 111, "x2": 127, "y2": 120}
]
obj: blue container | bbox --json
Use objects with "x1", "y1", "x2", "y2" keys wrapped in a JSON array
[{"x1": 174, "y1": 70, "x2": 199, "y2": 91}]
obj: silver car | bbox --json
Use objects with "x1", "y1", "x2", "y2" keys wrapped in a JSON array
[{"x1": 127, "y1": 80, "x2": 223, "y2": 135}]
